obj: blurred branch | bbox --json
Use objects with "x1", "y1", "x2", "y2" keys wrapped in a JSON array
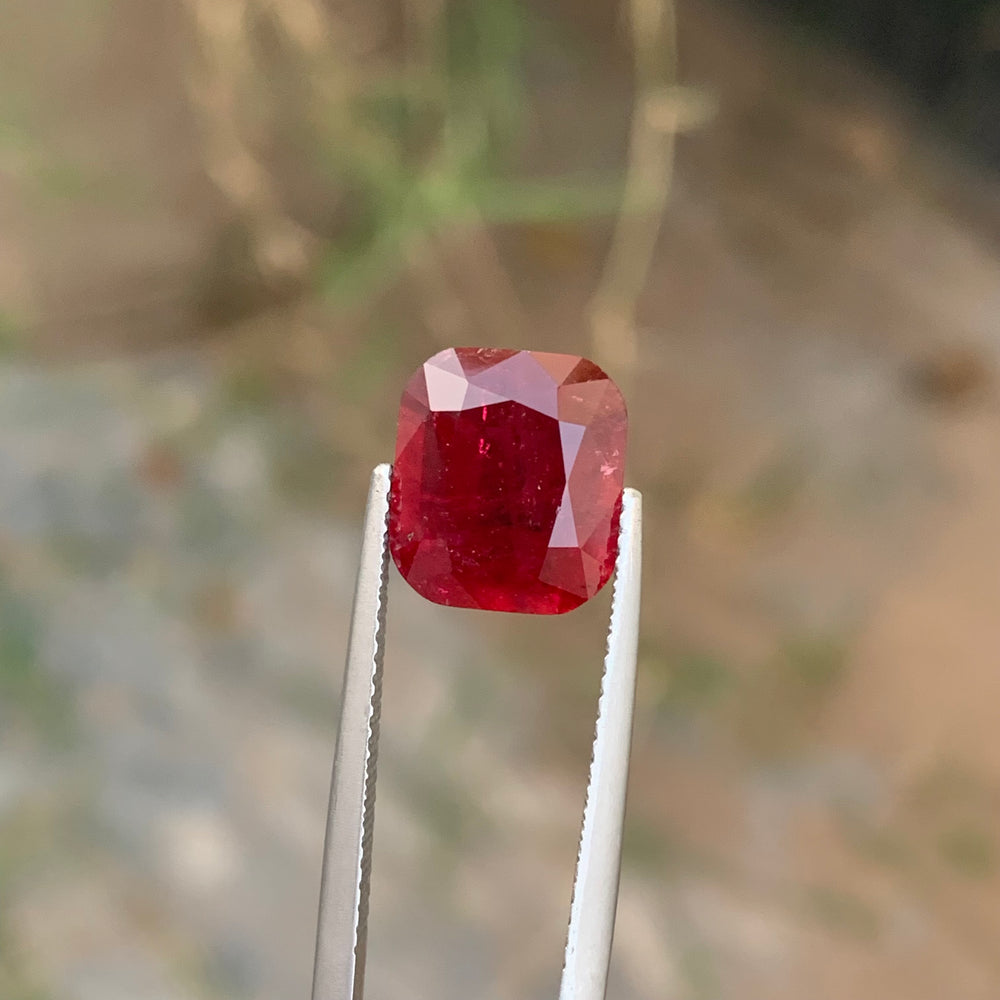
[
  {"x1": 589, "y1": 0, "x2": 679, "y2": 373},
  {"x1": 179, "y1": 0, "x2": 691, "y2": 350},
  {"x1": 182, "y1": 0, "x2": 319, "y2": 285},
  {"x1": 402, "y1": 0, "x2": 530, "y2": 344}
]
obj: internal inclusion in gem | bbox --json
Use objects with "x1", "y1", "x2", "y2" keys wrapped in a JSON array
[{"x1": 389, "y1": 347, "x2": 628, "y2": 614}]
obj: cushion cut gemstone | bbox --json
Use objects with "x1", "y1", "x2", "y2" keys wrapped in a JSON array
[{"x1": 388, "y1": 347, "x2": 628, "y2": 614}]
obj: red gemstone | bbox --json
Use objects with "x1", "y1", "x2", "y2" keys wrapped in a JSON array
[{"x1": 388, "y1": 348, "x2": 628, "y2": 614}]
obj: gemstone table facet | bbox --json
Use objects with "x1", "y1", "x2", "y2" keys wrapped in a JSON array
[{"x1": 388, "y1": 348, "x2": 628, "y2": 614}]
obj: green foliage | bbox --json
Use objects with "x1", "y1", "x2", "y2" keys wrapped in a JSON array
[
  {"x1": 273, "y1": 673, "x2": 339, "y2": 728},
  {"x1": 937, "y1": 825, "x2": 997, "y2": 879},
  {"x1": 0, "y1": 586, "x2": 72, "y2": 741},
  {"x1": 0, "y1": 310, "x2": 24, "y2": 357},
  {"x1": 736, "y1": 633, "x2": 849, "y2": 757},
  {"x1": 0, "y1": 799, "x2": 77, "y2": 1000},
  {"x1": 401, "y1": 764, "x2": 488, "y2": 859},
  {"x1": 803, "y1": 885, "x2": 881, "y2": 943},
  {"x1": 778, "y1": 635, "x2": 847, "y2": 691},
  {"x1": 739, "y1": 451, "x2": 805, "y2": 522},
  {"x1": 444, "y1": 0, "x2": 527, "y2": 150},
  {"x1": 906, "y1": 760, "x2": 989, "y2": 815},
  {"x1": 221, "y1": 363, "x2": 280, "y2": 412},
  {"x1": 840, "y1": 814, "x2": 913, "y2": 870},
  {"x1": 307, "y1": 0, "x2": 625, "y2": 304},
  {"x1": 0, "y1": 936, "x2": 52, "y2": 1000},
  {"x1": 33, "y1": 160, "x2": 93, "y2": 201},
  {"x1": 622, "y1": 815, "x2": 684, "y2": 873},
  {"x1": 0, "y1": 113, "x2": 33, "y2": 161},
  {"x1": 678, "y1": 945, "x2": 721, "y2": 1000},
  {"x1": 659, "y1": 651, "x2": 734, "y2": 714},
  {"x1": 646, "y1": 633, "x2": 848, "y2": 753},
  {"x1": 0, "y1": 98, "x2": 111, "y2": 206}
]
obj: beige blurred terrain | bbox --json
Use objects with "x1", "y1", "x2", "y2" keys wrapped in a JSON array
[{"x1": 2, "y1": 1, "x2": 1000, "y2": 998}]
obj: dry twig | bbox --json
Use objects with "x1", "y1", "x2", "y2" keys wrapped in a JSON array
[{"x1": 589, "y1": 0, "x2": 678, "y2": 374}]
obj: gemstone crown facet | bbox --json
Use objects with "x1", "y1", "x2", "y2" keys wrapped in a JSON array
[{"x1": 388, "y1": 347, "x2": 628, "y2": 614}]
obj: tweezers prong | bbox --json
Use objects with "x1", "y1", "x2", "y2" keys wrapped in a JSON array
[
  {"x1": 312, "y1": 464, "x2": 391, "y2": 1000},
  {"x1": 560, "y1": 487, "x2": 643, "y2": 1000},
  {"x1": 312, "y1": 471, "x2": 641, "y2": 1000}
]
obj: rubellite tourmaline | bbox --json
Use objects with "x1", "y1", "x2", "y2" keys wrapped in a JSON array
[{"x1": 388, "y1": 347, "x2": 628, "y2": 614}]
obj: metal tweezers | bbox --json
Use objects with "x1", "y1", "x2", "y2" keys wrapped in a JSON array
[{"x1": 311, "y1": 464, "x2": 643, "y2": 1000}]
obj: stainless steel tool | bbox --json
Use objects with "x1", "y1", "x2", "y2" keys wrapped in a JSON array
[{"x1": 311, "y1": 463, "x2": 643, "y2": 1000}]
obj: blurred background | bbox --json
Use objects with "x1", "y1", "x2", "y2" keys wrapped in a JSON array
[{"x1": 2, "y1": 0, "x2": 1000, "y2": 997}]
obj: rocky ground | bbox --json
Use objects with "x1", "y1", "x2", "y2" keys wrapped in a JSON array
[{"x1": 0, "y1": 356, "x2": 615, "y2": 1000}]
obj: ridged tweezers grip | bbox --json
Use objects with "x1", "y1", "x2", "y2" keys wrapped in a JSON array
[
  {"x1": 312, "y1": 471, "x2": 642, "y2": 1000},
  {"x1": 312, "y1": 464, "x2": 391, "y2": 1000},
  {"x1": 560, "y1": 487, "x2": 643, "y2": 1000}
]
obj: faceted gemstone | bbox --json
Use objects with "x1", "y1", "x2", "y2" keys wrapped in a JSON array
[{"x1": 388, "y1": 347, "x2": 627, "y2": 614}]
